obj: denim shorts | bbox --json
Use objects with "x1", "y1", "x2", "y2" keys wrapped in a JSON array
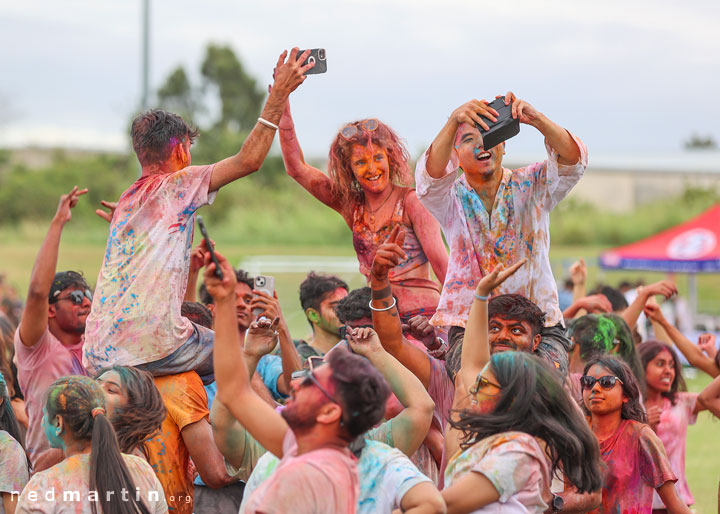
[{"x1": 135, "y1": 322, "x2": 215, "y2": 385}]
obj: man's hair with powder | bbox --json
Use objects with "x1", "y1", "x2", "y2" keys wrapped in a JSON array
[{"x1": 131, "y1": 109, "x2": 199, "y2": 166}]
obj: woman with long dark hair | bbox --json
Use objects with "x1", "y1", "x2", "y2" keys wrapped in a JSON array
[
  {"x1": 279, "y1": 103, "x2": 448, "y2": 322},
  {"x1": 441, "y1": 262, "x2": 604, "y2": 512},
  {"x1": 95, "y1": 366, "x2": 166, "y2": 459},
  {"x1": 582, "y1": 355, "x2": 690, "y2": 513},
  {"x1": 0, "y1": 371, "x2": 28, "y2": 514},
  {"x1": 638, "y1": 341, "x2": 718, "y2": 512},
  {"x1": 16, "y1": 376, "x2": 167, "y2": 514}
]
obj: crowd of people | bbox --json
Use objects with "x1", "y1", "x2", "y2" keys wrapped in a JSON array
[{"x1": 1, "y1": 47, "x2": 719, "y2": 514}]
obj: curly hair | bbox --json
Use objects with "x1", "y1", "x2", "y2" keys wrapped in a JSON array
[
  {"x1": 637, "y1": 341, "x2": 687, "y2": 405},
  {"x1": 450, "y1": 352, "x2": 605, "y2": 493},
  {"x1": 327, "y1": 120, "x2": 411, "y2": 207},
  {"x1": 335, "y1": 287, "x2": 373, "y2": 324},
  {"x1": 582, "y1": 355, "x2": 647, "y2": 423},
  {"x1": 94, "y1": 366, "x2": 167, "y2": 459}
]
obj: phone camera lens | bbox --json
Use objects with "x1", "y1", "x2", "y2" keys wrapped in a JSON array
[{"x1": 318, "y1": 49, "x2": 326, "y2": 60}]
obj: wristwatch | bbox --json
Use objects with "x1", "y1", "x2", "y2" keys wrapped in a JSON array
[{"x1": 551, "y1": 494, "x2": 564, "y2": 512}]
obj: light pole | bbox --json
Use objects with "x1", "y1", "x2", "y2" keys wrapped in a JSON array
[{"x1": 141, "y1": 0, "x2": 150, "y2": 111}]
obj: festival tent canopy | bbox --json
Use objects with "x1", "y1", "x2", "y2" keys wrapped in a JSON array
[{"x1": 599, "y1": 205, "x2": 720, "y2": 273}]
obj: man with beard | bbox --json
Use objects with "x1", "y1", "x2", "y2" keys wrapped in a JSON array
[
  {"x1": 13, "y1": 187, "x2": 92, "y2": 469},
  {"x1": 415, "y1": 92, "x2": 587, "y2": 380},
  {"x1": 206, "y1": 249, "x2": 390, "y2": 514}
]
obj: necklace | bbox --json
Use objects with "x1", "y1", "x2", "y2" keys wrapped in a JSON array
[{"x1": 365, "y1": 185, "x2": 395, "y2": 224}]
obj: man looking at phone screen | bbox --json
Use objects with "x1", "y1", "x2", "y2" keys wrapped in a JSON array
[
  {"x1": 415, "y1": 91, "x2": 587, "y2": 380},
  {"x1": 83, "y1": 49, "x2": 315, "y2": 381}
]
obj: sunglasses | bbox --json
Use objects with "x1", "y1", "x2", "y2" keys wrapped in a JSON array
[
  {"x1": 469, "y1": 374, "x2": 502, "y2": 396},
  {"x1": 580, "y1": 375, "x2": 624, "y2": 391},
  {"x1": 340, "y1": 119, "x2": 379, "y2": 140},
  {"x1": 339, "y1": 324, "x2": 373, "y2": 341},
  {"x1": 52, "y1": 288, "x2": 93, "y2": 305},
  {"x1": 290, "y1": 368, "x2": 338, "y2": 405}
]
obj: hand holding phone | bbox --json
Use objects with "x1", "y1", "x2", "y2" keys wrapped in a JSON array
[
  {"x1": 297, "y1": 48, "x2": 327, "y2": 75},
  {"x1": 252, "y1": 275, "x2": 276, "y2": 317},
  {"x1": 196, "y1": 216, "x2": 223, "y2": 279}
]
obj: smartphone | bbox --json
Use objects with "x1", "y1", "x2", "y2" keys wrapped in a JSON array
[
  {"x1": 196, "y1": 216, "x2": 223, "y2": 279},
  {"x1": 252, "y1": 275, "x2": 275, "y2": 317},
  {"x1": 297, "y1": 48, "x2": 327, "y2": 74}
]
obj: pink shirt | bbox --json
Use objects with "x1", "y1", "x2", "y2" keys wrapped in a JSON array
[
  {"x1": 83, "y1": 165, "x2": 216, "y2": 373},
  {"x1": 415, "y1": 135, "x2": 587, "y2": 329},
  {"x1": 13, "y1": 327, "x2": 88, "y2": 465},
  {"x1": 243, "y1": 430, "x2": 359, "y2": 514},
  {"x1": 591, "y1": 419, "x2": 676, "y2": 514},
  {"x1": 653, "y1": 392, "x2": 698, "y2": 508}
]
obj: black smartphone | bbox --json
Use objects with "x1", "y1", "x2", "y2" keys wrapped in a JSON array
[
  {"x1": 475, "y1": 96, "x2": 520, "y2": 149},
  {"x1": 297, "y1": 48, "x2": 327, "y2": 74},
  {"x1": 196, "y1": 216, "x2": 223, "y2": 279}
]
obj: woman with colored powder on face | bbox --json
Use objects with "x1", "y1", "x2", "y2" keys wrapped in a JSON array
[
  {"x1": 16, "y1": 376, "x2": 168, "y2": 514},
  {"x1": 638, "y1": 341, "x2": 720, "y2": 513},
  {"x1": 566, "y1": 313, "x2": 645, "y2": 404},
  {"x1": 95, "y1": 366, "x2": 166, "y2": 460},
  {"x1": 0, "y1": 372, "x2": 28, "y2": 514},
  {"x1": 441, "y1": 262, "x2": 604, "y2": 513},
  {"x1": 278, "y1": 101, "x2": 448, "y2": 322},
  {"x1": 581, "y1": 355, "x2": 691, "y2": 514}
]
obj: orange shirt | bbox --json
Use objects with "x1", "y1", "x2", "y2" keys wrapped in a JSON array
[{"x1": 145, "y1": 371, "x2": 209, "y2": 514}]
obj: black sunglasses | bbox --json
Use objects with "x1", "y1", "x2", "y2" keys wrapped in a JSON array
[
  {"x1": 52, "y1": 288, "x2": 93, "y2": 305},
  {"x1": 339, "y1": 324, "x2": 373, "y2": 341},
  {"x1": 290, "y1": 369, "x2": 338, "y2": 405},
  {"x1": 580, "y1": 375, "x2": 624, "y2": 391}
]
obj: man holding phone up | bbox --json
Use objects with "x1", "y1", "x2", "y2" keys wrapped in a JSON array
[
  {"x1": 415, "y1": 92, "x2": 587, "y2": 380},
  {"x1": 83, "y1": 49, "x2": 316, "y2": 381}
]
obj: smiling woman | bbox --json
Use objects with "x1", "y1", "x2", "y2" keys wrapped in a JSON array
[{"x1": 279, "y1": 102, "x2": 448, "y2": 322}]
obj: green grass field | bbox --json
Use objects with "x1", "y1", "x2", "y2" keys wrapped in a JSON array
[{"x1": 2, "y1": 225, "x2": 719, "y2": 511}]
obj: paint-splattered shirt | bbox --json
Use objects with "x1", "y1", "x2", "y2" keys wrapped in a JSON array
[
  {"x1": 652, "y1": 393, "x2": 698, "y2": 508},
  {"x1": 13, "y1": 327, "x2": 88, "y2": 466},
  {"x1": 591, "y1": 419, "x2": 676, "y2": 514},
  {"x1": 241, "y1": 438, "x2": 429, "y2": 514},
  {"x1": 0, "y1": 430, "x2": 28, "y2": 514},
  {"x1": 83, "y1": 165, "x2": 216, "y2": 373},
  {"x1": 444, "y1": 432, "x2": 552, "y2": 513},
  {"x1": 240, "y1": 430, "x2": 359, "y2": 514},
  {"x1": 415, "y1": 136, "x2": 587, "y2": 329},
  {"x1": 145, "y1": 371, "x2": 209, "y2": 514},
  {"x1": 16, "y1": 452, "x2": 167, "y2": 513}
]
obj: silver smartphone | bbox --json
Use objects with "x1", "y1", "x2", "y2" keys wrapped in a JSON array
[{"x1": 252, "y1": 275, "x2": 275, "y2": 317}]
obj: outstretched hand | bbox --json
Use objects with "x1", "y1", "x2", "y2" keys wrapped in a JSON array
[
  {"x1": 642, "y1": 280, "x2": 678, "y2": 301},
  {"x1": 345, "y1": 326, "x2": 383, "y2": 357},
  {"x1": 95, "y1": 200, "x2": 117, "y2": 223},
  {"x1": 244, "y1": 316, "x2": 280, "y2": 358},
  {"x1": 271, "y1": 48, "x2": 315, "y2": 98},
  {"x1": 189, "y1": 244, "x2": 207, "y2": 274},
  {"x1": 476, "y1": 259, "x2": 527, "y2": 297},
  {"x1": 371, "y1": 226, "x2": 407, "y2": 280},
  {"x1": 450, "y1": 99, "x2": 499, "y2": 131},
  {"x1": 202, "y1": 249, "x2": 236, "y2": 302},
  {"x1": 698, "y1": 333, "x2": 718, "y2": 360},
  {"x1": 569, "y1": 258, "x2": 586, "y2": 286},
  {"x1": 643, "y1": 301, "x2": 666, "y2": 324},
  {"x1": 54, "y1": 186, "x2": 88, "y2": 224}
]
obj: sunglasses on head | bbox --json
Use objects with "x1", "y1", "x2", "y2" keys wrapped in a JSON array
[
  {"x1": 52, "y1": 288, "x2": 93, "y2": 305},
  {"x1": 340, "y1": 119, "x2": 379, "y2": 140},
  {"x1": 290, "y1": 368, "x2": 338, "y2": 405},
  {"x1": 339, "y1": 324, "x2": 373, "y2": 341},
  {"x1": 580, "y1": 375, "x2": 624, "y2": 390}
]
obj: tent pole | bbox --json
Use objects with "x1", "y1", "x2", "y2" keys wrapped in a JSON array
[{"x1": 688, "y1": 273, "x2": 698, "y2": 329}]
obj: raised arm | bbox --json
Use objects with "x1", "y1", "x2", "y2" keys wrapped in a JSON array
[
  {"x1": 459, "y1": 260, "x2": 526, "y2": 398},
  {"x1": 370, "y1": 227, "x2": 433, "y2": 388},
  {"x1": 208, "y1": 48, "x2": 314, "y2": 193},
  {"x1": 622, "y1": 280, "x2": 677, "y2": 332},
  {"x1": 698, "y1": 373, "x2": 720, "y2": 418},
  {"x1": 18, "y1": 186, "x2": 87, "y2": 347},
  {"x1": 425, "y1": 100, "x2": 499, "y2": 179},
  {"x1": 563, "y1": 294, "x2": 612, "y2": 320},
  {"x1": 183, "y1": 244, "x2": 205, "y2": 303},
  {"x1": 205, "y1": 250, "x2": 289, "y2": 458},
  {"x1": 210, "y1": 399, "x2": 259, "y2": 470},
  {"x1": 569, "y1": 259, "x2": 587, "y2": 303},
  {"x1": 405, "y1": 191, "x2": 448, "y2": 284},
  {"x1": 278, "y1": 100, "x2": 343, "y2": 212},
  {"x1": 644, "y1": 303, "x2": 720, "y2": 378},
  {"x1": 346, "y1": 327, "x2": 434, "y2": 457}
]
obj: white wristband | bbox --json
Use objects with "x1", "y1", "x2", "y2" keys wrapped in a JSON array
[
  {"x1": 368, "y1": 297, "x2": 397, "y2": 312},
  {"x1": 257, "y1": 117, "x2": 279, "y2": 130}
]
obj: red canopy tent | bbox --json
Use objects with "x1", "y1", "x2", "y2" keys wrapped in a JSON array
[{"x1": 600, "y1": 205, "x2": 720, "y2": 320}]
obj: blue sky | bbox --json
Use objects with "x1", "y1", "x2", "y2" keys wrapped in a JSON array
[{"x1": 1, "y1": 0, "x2": 719, "y2": 161}]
